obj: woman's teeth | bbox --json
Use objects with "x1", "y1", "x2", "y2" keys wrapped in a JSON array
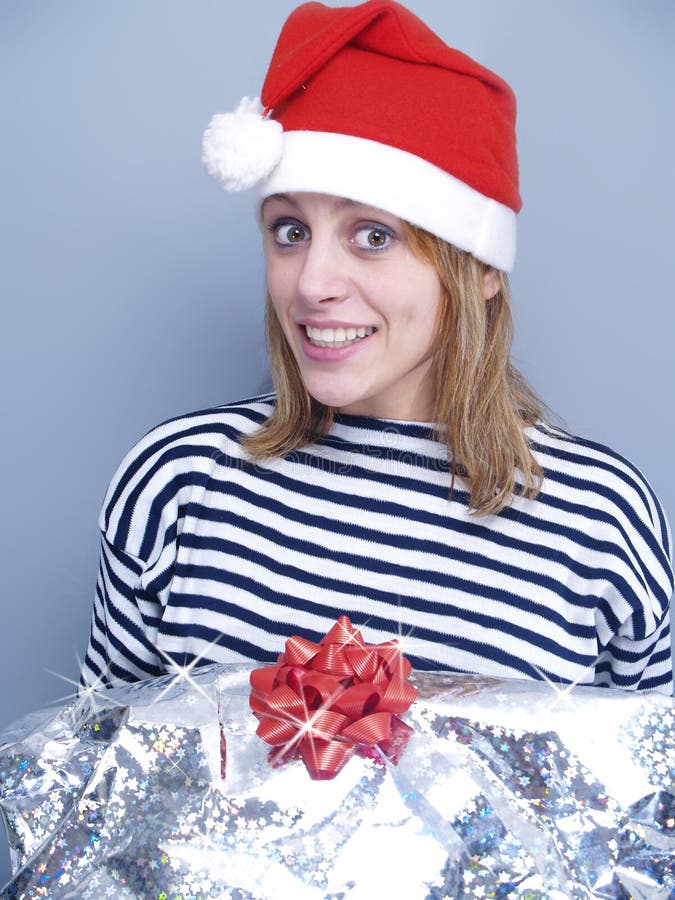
[{"x1": 305, "y1": 325, "x2": 375, "y2": 348}]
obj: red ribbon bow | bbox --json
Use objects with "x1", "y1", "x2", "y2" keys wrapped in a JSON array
[{"x1": 249, "y1": 616, "x2": 417, "y2": 780}]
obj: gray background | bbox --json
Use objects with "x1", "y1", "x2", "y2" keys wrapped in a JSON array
[{"x1": 1, "y1": 0, "x2": 673, "y2": 886}]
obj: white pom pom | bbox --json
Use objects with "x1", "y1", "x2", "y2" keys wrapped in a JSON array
[{"x1": 202, "y1": 96, "x2": 283, "y2": 191}]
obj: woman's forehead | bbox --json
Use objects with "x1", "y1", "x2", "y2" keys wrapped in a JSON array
[{"x1": 261, "y1": 192, "x2": 398, "y2": 219}]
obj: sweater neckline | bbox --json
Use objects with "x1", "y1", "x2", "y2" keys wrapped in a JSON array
[{"x1": 331, "y1": 411, "x2": 438, "y2": 437}]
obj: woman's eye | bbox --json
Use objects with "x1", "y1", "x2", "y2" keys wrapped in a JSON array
[
  {"x1": 272, "y1": 223, "x2": 308, "y2": 245},
  {"x1": 353, "y1": 225, "x2": 393, "y2": 250}
]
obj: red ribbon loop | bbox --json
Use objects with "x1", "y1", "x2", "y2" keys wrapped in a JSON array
[
  {"x1": 332, "y1": 682, "x2": 382, "y2": 719},
  {"x1": 249, "y1": 616, "x2": 417, "y2": 779},
  {"x1": 283, "y1": 635, "x2": 321, "y2": 667}
]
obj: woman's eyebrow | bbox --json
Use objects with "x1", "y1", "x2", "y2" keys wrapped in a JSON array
[
  {"x1": 261, "y1": 193, "x2": 294, "y2": 214},
  {"x1": 261, "y1": 194, "x2": 386, "y2": 221},
  {"x1": 264, "y1": 194, "x2": 359, "y2": 209},
  {"x1": 263, "y1": 192, "x2": 296, "y2": 207}
]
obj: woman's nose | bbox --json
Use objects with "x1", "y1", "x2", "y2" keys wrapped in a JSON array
[{"x1": 296, "y1": 236, "x2": 350, "y2": 305}]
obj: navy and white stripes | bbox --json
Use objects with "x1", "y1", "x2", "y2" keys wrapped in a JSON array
[{"x1": 82, "y1": 396, "x2": 673, "y2": 694}]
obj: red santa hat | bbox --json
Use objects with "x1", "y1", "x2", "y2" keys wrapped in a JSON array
[{"x1": 203, "y1": 0, "x2": 521, "y2": 271}]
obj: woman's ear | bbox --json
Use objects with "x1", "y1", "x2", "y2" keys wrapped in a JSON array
[{"x1": 482, "y1": 267, "x2": 501, "y2": 300}]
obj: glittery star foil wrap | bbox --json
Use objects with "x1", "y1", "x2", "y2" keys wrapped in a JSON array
[{"x1": 1, "y1": 667, "x2": 673, "y2": 898}]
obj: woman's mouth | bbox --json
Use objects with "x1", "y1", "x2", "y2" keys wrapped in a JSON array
[{"x1": 304, "y1": 324, "x2": 376, "y2": 348}]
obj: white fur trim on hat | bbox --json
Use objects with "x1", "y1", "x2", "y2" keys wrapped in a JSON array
[
  {"x1": 202, "y1": 97, "x2": 283, "y2": 192},
  {"x1": 259, "y1": 131, "x2": 517, "y2": 272}
]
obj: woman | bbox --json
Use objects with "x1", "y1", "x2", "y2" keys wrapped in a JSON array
[{"x1": 82, "y1": 0, "x2": 673, "y2": 694}]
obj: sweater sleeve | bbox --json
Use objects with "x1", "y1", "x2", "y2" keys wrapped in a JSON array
[
  {"x1": 593, "y1": 610, "x2": 672, "y2": 694},
  {"x1": 81, "y1": 535, "x2": 166, "y2": 687},
  {"x1": 80, "y1": 407, "x2": 234, "y2": 689},
  {"x1": 591, "y1": 471, "x2": 673, "y2": 695},
  {"x1": 530, "y1": 425, "x2": 674, "y2": 696},
  {"x1": 80, "y1": 458, "x2": 185, "y2": 688}
]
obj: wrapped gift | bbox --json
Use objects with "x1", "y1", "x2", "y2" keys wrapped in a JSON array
[{"x1": 1, "y1": 644, "x2": 673, "y2": 897}]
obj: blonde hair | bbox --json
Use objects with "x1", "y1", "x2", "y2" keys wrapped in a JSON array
[{"x1": 243, "y1": 223, "x2": 544, "y2": 515}]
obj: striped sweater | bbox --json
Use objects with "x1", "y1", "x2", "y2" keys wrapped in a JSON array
[{"x1": 82, "y1": 396, "x2": 674, "y2": 694}]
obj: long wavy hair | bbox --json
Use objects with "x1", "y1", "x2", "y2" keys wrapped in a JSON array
[{"x1": 242, "y1": 222, "x2": 545, "y2": 515}]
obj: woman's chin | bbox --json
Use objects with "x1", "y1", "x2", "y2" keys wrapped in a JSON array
[{"x1": 303, "y1": 381, "x2": 368, "y2": 413}]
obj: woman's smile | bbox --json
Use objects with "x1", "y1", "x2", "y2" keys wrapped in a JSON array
[{"x1": 303, "y1": 323, "x2": 376, "y2": 348}]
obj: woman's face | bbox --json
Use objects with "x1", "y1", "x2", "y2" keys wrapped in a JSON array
[{"x1": 262, "y1": 192, "x2": 443, "y2": 421}]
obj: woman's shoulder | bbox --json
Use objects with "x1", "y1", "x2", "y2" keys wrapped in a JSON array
[
  {"x1": 99, "y1": 394, "x2": 275, "y2": 536},
  {"x1": 527, "y1": 420, "x2": 671, "y2": 551},
  {"x1": 131, "y1": 394, "x2": 275, "y2": 454}
]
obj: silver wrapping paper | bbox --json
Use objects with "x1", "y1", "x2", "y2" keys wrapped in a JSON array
[{"x1": 0, "y1": 665, "x2": 673, "y2": 898}]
